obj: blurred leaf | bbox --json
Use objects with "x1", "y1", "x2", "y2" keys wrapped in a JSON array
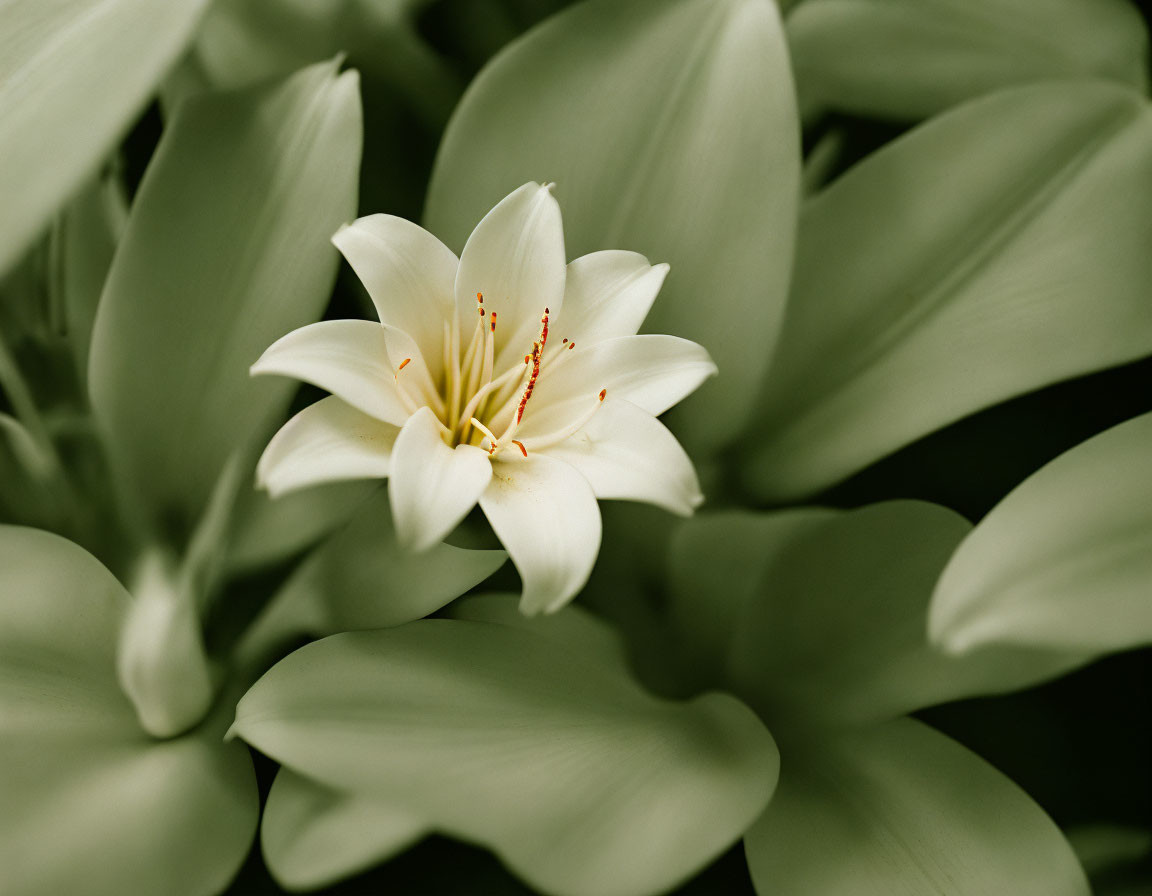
[
  {"x1": 671, "y1": 503, "x2": 1090, "y2": 729},
  {"x1": 1066, "y1": 824, "x2": 1152, "y2": 878},
  {"x1": 233, "y1": 599, "x2": 778, "y2": 896},
  {"x1": 745, "y1": 718, "x2": 1089, "y2": 895},
  {"x1": 746, "y1": 81, "x2": 1152, "y2": 502},
  {"x1": 226, "y1": 479, "x2": 374, "y2": 576},
  {"x1": 930, "y1": 411, "x2": 1152, "y2": 654},
  {"x1": 49, "y1": 171, "x2": 127, "y2": 388},
  {"x1": 262, "y1": 768, "x2": 428, "y2": 890},
  {"x1": 788, "y1": 0, "x2": 1148, "y2": 123},
  {"x1": 0, "y1": 0, "x2": 209, "y2": 275},
  {"x1": 88, "y1": 61, "x2": 362, "y2": 539},
  {"x1": 235, "y1": 489, "x2": 506, "y2": 664},
  {"x1": 426, "y1": 0, "x2": 800, "y2": 456},
  {"x1": 0, "y1": 525, "x2": 257, "y2": 896}
]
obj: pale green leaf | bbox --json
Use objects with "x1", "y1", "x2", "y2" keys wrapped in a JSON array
[
  {"x1": 788, "y1": 0, "x2": 1148, "y2": 123},
  {"x1": 746, "y1": 81, "x2": 1152, "y2": 502},
  {"x1": 235, "y1": 490, "x2": 506, "y2": 664},
  {"x1": 262, "y1": 768, "x2": 428, "y2": 891},
  {"x1": 0, "y1": 0, "x2": 209, "y2": 274},
  {"x1": 226, "y1": 480, "x2": 375, "y2": 575},
  {"x1": 88, "y1": 60, "x2": 362, "y2": 536},
  {"x1": 426, "y1": 0, "x2": 800, "y2": 456},
  {"x1": 930, "y1": 411, "x2": 1152, "y2": 654},
  {"x1": 671, "y1": 503, "x2": 1090, "y2": 728},
  {"x1": 745, "y1": 718, "x2": 1089, "y2": 895},
  {"x1": 0, "y1": 525, "x2": 257, "y2": 896},
  {"x1": 233, "y1": 602, "x2": 778, "y2": 896}
]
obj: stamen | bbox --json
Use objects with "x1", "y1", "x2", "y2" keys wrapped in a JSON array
[
  {"x1": 517, "y1": 389, "x2": 608, "y2": 451},
  {"x1": 470, "y1": 417, "x2": 500, "y2": 454},
  {"x1": 397, "y1": 357, "x2": 411, "y2": 371},
  {"x1": 599, "y1": 388, "x2": 606, "y2": 401},
  {"x1": 455, "y1": 360, "x2": 528, "y2": 438},
  {"x1": 511, "y1": 439, "x2": 528, "y2": 457},
  {"x1": 514, "y1": 308, "x2": 550, "y2": 424}
]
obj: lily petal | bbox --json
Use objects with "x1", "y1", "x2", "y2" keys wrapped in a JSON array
[
  {"x1": 745, "y1": 719, "x2": 1089, "y2": 896},
  {"x1": 480, "y1": 455, "x2": 601, "y2": 614},
  {"x1": 332, "y1": 214, "x2": 458, "y2": 375},
  {"x1": 544, "y1": 398, "x2": 702, "y2": 516},
  {"x1": 516, "y1": 334, "x2": 716, "y2": 440},
  {"x1": 251, "y1": 320, "x2": 408, "y2": 425},
  {"x1": 389, "y1": 407, "x2": 493, "y2": 552},
  {"x1": 553, "y1": 251, "x2": 668, "y2": 347},
  {"x1": 256, "y1": 397, "x2": 398, "y2": 498},
  {"x1": 454, "y1": 182, "x2": 566, "y2": 371}
]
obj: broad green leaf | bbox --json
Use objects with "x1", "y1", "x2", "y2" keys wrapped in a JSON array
[
  {"x1": 262, "y1": 768, "x2": 428, "y2": 891},
  {"x1": 746, "y1": 81, "x2": 1152, "y2": 502},
  {"x1": 671, "y1": 503, "x2": 1090, "y2": 728},
  {"x1": 88, "y1": 61, "x2": 362, "y2": 538},
  {"x1": 930, "y1": 411, "x2": 1152, "y2": 655},
  {"x1": 745, "y1": 718, "x2": 1089, "y2": 895},
  {"x1": 233, "y1": 603, "x2": 778, "y2": 896},
  {"x1": 426, "y1": 0, "x2": 800, "y2": 456},
  {"x1": 787, "y1": 0, "x2": 1148, "y2": 123},
  {"x1": 0, "y1": 525, "x2": 257, "y2": 896},
  {"x1": 235, "y1": 490, "x2": 506, "y2": 664},
  {"x1": 0, "y1": 0, "x2": 209, "y2": 275}
]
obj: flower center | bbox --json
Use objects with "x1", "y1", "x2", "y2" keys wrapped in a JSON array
[{"x1": 397, "y1": 292, "x2": 606, "y2": 459}]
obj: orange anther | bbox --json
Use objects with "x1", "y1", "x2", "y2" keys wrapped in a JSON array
[
  {"x1": 598, "y1": 389, "x2": 606, "y2": 401},
  {"x1": 398, "y1": 358, "x2": 411, "y2": 371},
  {"x1": 511, "y1": 439, "x2": 528, "y2": 457}
]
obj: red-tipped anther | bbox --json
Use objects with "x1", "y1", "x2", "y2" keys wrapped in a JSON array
[
  {"x1": 562, "y1": 337, "x2": 568, "y2": 344},
  {"x1": 567, "y1": 342, "x2": 575, "y2": 350},
  {"x1": 479, "y1": 307, "x2": 485, "y2": 317},
  {"x1": 398, "y1": 358, "x2": 411, "y2": 371},
  {"x1": 598, "y1": 389, "x2": 606, "y2": 401},
  {"x1": 477, "y1": 292, "x2": 484, "y2": 304},
  {"x1": 524, "y1": 354, "x2": 530, "y2": 364},
  {"x1": 511, "y1": 439, "x2": 528, "y2": 457},
  {"x1": 490, "y1": 312, "x2": 497, "y2": 332}
]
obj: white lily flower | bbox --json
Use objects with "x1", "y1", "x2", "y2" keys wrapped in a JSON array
[{"x1": 252, "y1": 182, "x2": 715, "y2": 613}]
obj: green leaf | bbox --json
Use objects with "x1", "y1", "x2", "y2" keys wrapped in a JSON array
[
  {"x1": 233, "y1": 600, "x2": 778, "y2": 896},
  {"x1": 235, "y1": 490, "x2": 506, "y2": 664},
  {"x1": 49, "y1": 172, "x2": 127, "y2": 387},
  {"x1": 261, "y1": 768, "x2": 428, "y2": 891},
  {"x1": 0, "y1": 0, "x2": 209, "y2": 275},
  {"x1": 88, "y1": 60, "x2": 362, "y2": 538},
  {"x1": 787, "y1": 0, "x2": 1148, "y2": 123},
  {"x1": 746, "y1": 81, "x2": 1152, "y2": 502},
  {"x1": 226, "y1": 480, "x2": 375, "y2": 576},
  {"x1": 745, "y1": 718, "x2": 1089, "y2": 895},
  {"x1": 0, "y1": 525, "x2": 257, "y2": 896},
  {"x1": 670, "y1": 503, "x2": 1090, "y2": 728},
  {"x1": 930, "y1": 411, "x2": 1152, "y2": 655},
  {"x1": 426, "y1": 0, "x2": 800, "y2": 456}
]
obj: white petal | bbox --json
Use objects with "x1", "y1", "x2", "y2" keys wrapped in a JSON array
[
  {"x1": 252, "y1": 320, "x2": 409, "y2": 425},
  {"x1": 257, "y1": 397, "x2": 399, "y2": 498},
  {"x1": 332, "y1": 214, "x2": 458, "y2": 375},
  {"x1": 480, "y1": 455, "x2": 601, "y2": 614},
  {"x1": 544, "y1": 399, "x2": 703, "y2": 516},
  {"x1": 380, "y1": 324, "x2": 444, "y2": 416},
  {"x1": 389, "y1": 408, "x2": 493, "y2": 552},
  {"x1": 553, "y1": 251, "x2": 668, "y2": 347},
  {"x1": 455, "y1": 183, "x2": 566, "y2": 371},
  {"x1": 516, "y1": 334, "x2": 717, "y2": 440}
]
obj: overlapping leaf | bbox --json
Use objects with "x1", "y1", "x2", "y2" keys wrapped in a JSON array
[
  {"x1": 234, "y1": 597, "x2": 778, "y2": 896},
  {"x1": 931, "y1": 411, "x2": 1152, "y2": 654},
  {"x1": 746, "y1": 81, "x2": 1152, "y2": 502},
  {"x1": 788, "y1": 0, "x2": 1148, "y2": 122},
  {"x1": 0, "y1": 0, "x2": 209, "y2": 274},
  {"x1": 89, "y1": 60, "x2": 362, "y2": 537}
]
